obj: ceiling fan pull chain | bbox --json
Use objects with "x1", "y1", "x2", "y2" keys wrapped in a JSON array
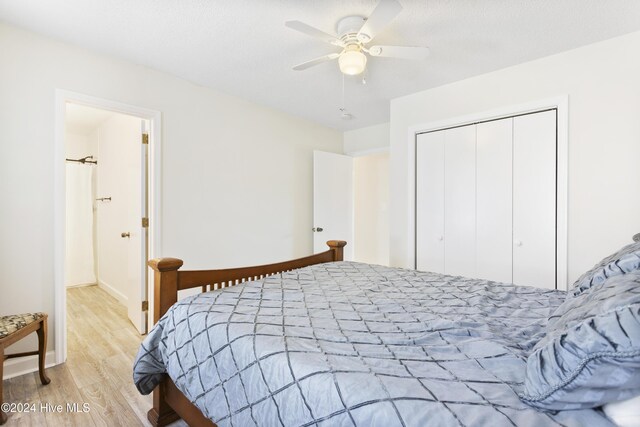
[
  {"x1": 337, "y1": 74, "x2": 352, "y2": 120},
  {"x1": 342, "y1": 73, "x2": 345, "y2": 111}
]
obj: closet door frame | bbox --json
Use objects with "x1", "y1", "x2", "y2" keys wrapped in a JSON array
[{"x1": 407, "y1": 96, "x2": 569, "y2": 289}]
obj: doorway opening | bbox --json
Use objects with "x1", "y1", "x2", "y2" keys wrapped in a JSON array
[
  {"x1": 54, "y1": 91, "x2": 161, "y2": 365},
  {"x1": 313, "y1": 149, "x2": 389, "y2": 266},
  {"x1": 353, "y1": 151, "x2": 389, "y2": 265}
]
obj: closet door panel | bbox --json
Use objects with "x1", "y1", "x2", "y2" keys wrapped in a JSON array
[
  {"x1": 416, "y1": 132, "x2": 445, "y2": 273},
  {"x1": 476, "y1": 118, "x2": 513, "y2": 283},
  {"x1": 444, "y1": 125, "x2": 476, "y2": 278},
  {"x1": 513, "y1": 111, "x2": 557, "y2": 289}
]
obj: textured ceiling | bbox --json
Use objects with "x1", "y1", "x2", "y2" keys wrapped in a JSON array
[{"x1": 2, "y1": 1, "x2": 640, "y2": 130}]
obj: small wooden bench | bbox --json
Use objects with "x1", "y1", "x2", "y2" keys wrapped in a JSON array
[{"x1": 0, "y1": 312, "x2": 51, "y2": 425}]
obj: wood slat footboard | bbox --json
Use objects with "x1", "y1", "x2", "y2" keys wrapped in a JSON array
[{"x1": 145, "y1": 240, "x2": 347, "y2": 427}]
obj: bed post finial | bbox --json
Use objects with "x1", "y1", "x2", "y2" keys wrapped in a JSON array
[
  {"x1": 326, "y1": 240, "x2": 347, "y2": 261},
  {"x1": 148, "y1": 258, "x2": 183, "y2": 323}
]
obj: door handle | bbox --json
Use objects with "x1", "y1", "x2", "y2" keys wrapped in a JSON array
[
  {"x1": 121, "y1": 232, "x2": 131, "y2": 238},
  {"x1": 312, "y1": 227, "x2": 324, "y2": 232}
]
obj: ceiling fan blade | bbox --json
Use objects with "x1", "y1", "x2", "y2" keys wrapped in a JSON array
[
  {"x1": 292, "y1": 53, "x2": 340, "y2": 71},
  {"x1": 285, "y1": 21, "x2": 344, "y2": 46},
  {"x1": 368, "y1": 45, "x2": 430, "y2": 60},
  {"x1": 357, "y1": 0, "x2": 403, "y2": 43}
]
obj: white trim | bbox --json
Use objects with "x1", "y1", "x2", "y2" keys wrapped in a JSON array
[
  {"x1": 65, "y1": 282, "x2": 97, "y2": 289},
  {"x1": 345, "y1": 146, "x2": 390, "y2": 157},
  {"x1": 406, "y1": 96, "x2": 569, "y2": 290},
  {"x1": 3, "y1": 351, "x2": 57, "y2": 380},
  {"x1": 97, "y1": 279, "x2": 128, "y2": 304},
  {"x1": 54, "y1": 89, "x2": 162, "y2": 366},
  {"x1": 555, "y1": 98, "x2": 569, "y2": 291}
]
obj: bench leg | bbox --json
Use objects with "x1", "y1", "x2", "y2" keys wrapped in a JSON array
[
  {"x1": 1, "y1": 347, "x2": 6, "y2": 425},
  {"x1": 36, "y1": 320, "x2": 50, "y2": 385}
]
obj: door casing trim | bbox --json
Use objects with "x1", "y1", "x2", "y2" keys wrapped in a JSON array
[{"x1": 54, "y1": 89, "x2": 162, "y2": 364}]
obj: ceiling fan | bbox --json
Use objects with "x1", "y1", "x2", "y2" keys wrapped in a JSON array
[{"x1": 285, "y1": 0, "x2": 429, "y2": 76}]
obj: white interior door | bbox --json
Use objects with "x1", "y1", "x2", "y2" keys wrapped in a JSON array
[
  {"x1": 125, "y1": 120, "x2": 146, "y2": 333},
  {"x1": 416, "y1": 132, "x2": 445, "y2": 273},
  {"x1": 414, "y1": 110, "x2": 558, "y2": 289},
  {"x1": 513, "y1": 111, "x2": 557, "y2": 289},
  {"x1": 95, "y1": 113, "x2": 147, "y2": 333},
  {"x1": 313, "y1": 151, "x2": 353, "y2": 260},
  {"x1": 476, "y1": 118, "x2": 513, "y2": 283},
  {"x1": 444, "y1": 125, "x2": 476, "y2": 278}
]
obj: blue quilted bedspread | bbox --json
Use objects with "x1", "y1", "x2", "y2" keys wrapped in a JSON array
[{"x1": 133, "y1": 262, "x2": 613, "y2": 426}]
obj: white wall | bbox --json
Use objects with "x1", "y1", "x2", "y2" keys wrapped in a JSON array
[
  {"x1": 64, "y1": 131, "x2": 98, "y2": 287},
  {"x1": 95, "y1": 113, "x2": 142, "y2": 304},
  {"x1": 353, "y1": 152, "x2": 389, "y2": 266},
  {"x1": 390, "y1": 31, "x2": 640, "y2": 284},
  {"x1": 0, "y1": 22, "x2": 342, "y2": 374},
  {"x1": 344, "y1": 122, "x2": 389, "y2": 155},
  {"x1": 65, "y1": 131, "x2": 98, "y2": 160}
]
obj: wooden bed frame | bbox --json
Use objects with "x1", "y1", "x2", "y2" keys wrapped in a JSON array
[{"x1": 146, "y1": 240, "x2": 347, "y2": 427}]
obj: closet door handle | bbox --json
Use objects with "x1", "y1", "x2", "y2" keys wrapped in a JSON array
[
  {"x1": 438, "y1": 236, "x2": 444, "y2": 241},
  {"x1": 121, "y1": 232, "x2": 131, "y2": 238},
  {"x1": 514, "y1": 240, "x2": 523, "y2": 247}
]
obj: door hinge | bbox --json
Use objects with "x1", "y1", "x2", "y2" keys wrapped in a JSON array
[
  {"x1": 142, "y1": 133, "x2": 149, "y2": 145},
  {"x1": 141, "y1": 301, "x2": 149, "y2": 311},
  {"x1": 142, "y1": 217, "x2": 149, "y2": 228}
]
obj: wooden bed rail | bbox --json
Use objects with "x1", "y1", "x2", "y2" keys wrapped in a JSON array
[
  {"x1": 145, "y1": 240, "x2": 346, "y2": 427},
  {"x1": 148, "y1": 240, "x2": 346, "y2": 323}
]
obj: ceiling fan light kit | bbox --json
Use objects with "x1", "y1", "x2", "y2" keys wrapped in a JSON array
[{"x1": 338, "y1": 45, "x2": 367, "y2": 75}]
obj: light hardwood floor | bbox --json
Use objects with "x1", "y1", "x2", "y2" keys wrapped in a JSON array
[{"x1": 3, "y1": 285, "x2": 186, "y2": 427}]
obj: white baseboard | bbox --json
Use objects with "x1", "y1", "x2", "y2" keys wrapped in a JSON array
[
  {"x1": 3, "y1": 350, "x2": 58, "y2": 380},
  {"x1": 98, "y1": 279, "x2": 128, "y2": 304},
  {"x1": 66, "y1": 281, "x2": 97, "y2": 288}
]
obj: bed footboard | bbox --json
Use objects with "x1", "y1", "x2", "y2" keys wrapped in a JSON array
[{"x1": 145, "y1": 240, "x2": 346, "y2": 426}]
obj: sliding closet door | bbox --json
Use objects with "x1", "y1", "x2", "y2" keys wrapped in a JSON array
[
  {"x1": 513, "y1": 111, "x2": 556, "y2": 289},
  {"x1": 416, "y1": 132, "x2": 445, "y2": 273},
  {"x1": 476, "y1": 118, "x2": 513, "y2": 283},
  {"x1": 444, "y1": 125, "x2": 476, "y2": 278}
]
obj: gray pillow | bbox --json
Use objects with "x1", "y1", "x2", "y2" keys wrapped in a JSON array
[
  {"x1": 520, "y1": 271, "x2": 640, "y2": 410},
  {"x1": 570, "y1": 241, "x2": 640, "y2": 297}
]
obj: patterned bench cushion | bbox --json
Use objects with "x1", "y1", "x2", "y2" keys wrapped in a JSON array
[{"x1": 0, "y1": 313, "x2": 45, "y2": 339}]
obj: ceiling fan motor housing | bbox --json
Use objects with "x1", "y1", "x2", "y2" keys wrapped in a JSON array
[{"x1": 336, "y1": 15, "x2": 369, "y2": 43}]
